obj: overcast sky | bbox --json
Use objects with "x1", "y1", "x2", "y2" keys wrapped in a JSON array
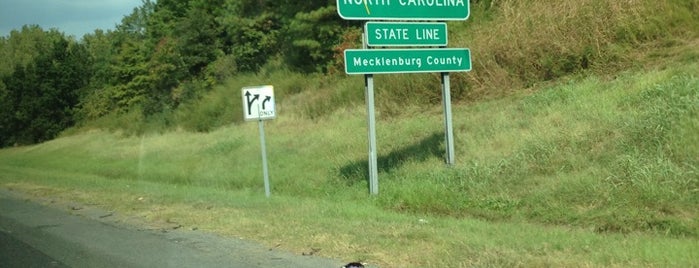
[{"x1": 0, "y1": 0, "x2": 144, "y2": 38}]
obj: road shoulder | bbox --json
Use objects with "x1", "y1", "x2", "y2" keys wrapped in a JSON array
[{"x1": 0, "y1": 188, "x2": 342, "y2": 268}]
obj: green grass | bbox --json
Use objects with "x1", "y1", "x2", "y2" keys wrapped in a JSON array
[
  {"x1": 2, "y1": 62, "x2": 698, "y2": 267},
  {"x1": 140, "y1": 0, "x2": 699, "y2": 133},
  {"x1": 2, "y1": 2, "x2": 698, "y2": 266}
]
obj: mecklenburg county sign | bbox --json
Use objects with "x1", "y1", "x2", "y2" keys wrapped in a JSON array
[
  {"x1": 336, "y1": 0, "x2": 469, "y2": 21},
  {"x1": 344, "y1": 48, "x2": 471, "y2": 74}
]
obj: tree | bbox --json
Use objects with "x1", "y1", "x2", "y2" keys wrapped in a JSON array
[
  {"x1": 176, "y1": 0, "x2": 225, "y2": 76},
  {"x1": 0, "y1": 25, "x2": 64, "y2": 77},
  {"x1": 0, "y1": 34, "x2": 91, "y2": 146},
  {"x1": 219, "y1": 1, "x2": 282, "y2": 72},
  {"x1": 284, "y1": 5, "x2": 348, "y2": 72}
]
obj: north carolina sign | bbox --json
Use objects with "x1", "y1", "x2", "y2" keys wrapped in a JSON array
[{"x1": 336, "y1": 0, "x2": 470, "y2": 21}]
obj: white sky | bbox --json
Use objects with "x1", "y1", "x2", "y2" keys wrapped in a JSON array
[{"x1": 0, "y1": 0, "x2": 144, "y2": 38}]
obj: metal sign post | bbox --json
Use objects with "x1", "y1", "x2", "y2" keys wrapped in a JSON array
[
  {"x1": 338, "y1": 3, "x2": 471, "y2": 194},
  {"x1": 366, "y1": 73, "x2": 379, "y2": 195},
  {"x1": 258, "y1": 118, "x2": 271, "y2": 198},
  {"x1": 442, "y1": 72, "x2": 455, "y2": 166},
  {"x1": 242, "y1": 85, "x2": 275, "y2": 198},
  {"x1": 363, "y1": 30, "x2": 379, "y2": 195}
]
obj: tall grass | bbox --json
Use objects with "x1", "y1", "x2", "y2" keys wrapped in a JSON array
[
  {"x1": 364, "y1": 0, "x2": 699, "y2": 113},
  {"x1": 373, "y1": 64, "x2": 698, "y2": 237},
  {"x1": 458, "y1": 0, "x2": 699, "y2": 99},
  {"x1": 5, "y1": 63, "x2": 698, "y2": 235},
  {"x1": 165, "y1": 0, "x2": 699, "y2": 132},
  {"x1": 2, "y1": 63, "x2": 698, "y2": 266},
  {"x1": 3, "y1": 0, "x2": 699, "y2": 265}
]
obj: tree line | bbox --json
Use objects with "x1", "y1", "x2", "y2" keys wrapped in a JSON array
[{"x1": 0, "y1": 0, "x2": 357, "y2": 147}]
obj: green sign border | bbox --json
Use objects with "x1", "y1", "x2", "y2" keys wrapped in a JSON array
[
  {"x1": 336, "y1": 0, "x2": 470, "y2": 21},
  {"x1": 344, "y1": 48, "x2": 471, "y2": 75},
  {"x1": 365, "y1": 22, "x2": 448, "y2": 47}
]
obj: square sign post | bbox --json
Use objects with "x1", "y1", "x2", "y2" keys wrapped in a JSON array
[{"x1": 242, "y1": 85, "x2": 275, "y2": 198}]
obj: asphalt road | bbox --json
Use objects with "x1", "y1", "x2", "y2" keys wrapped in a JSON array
[
  {"x1": 0, "y1": 230, "x2": 67, "y2": 267},
  {"x1": 0, "y1": 189, "x2": 344, "y2": 268}
]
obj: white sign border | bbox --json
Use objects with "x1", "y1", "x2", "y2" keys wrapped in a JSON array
[
  {"x1": 365, "y1": 22, "x2": 449, "y2": 47},
  {"x1": 242, "y1": 85, "x2": 276, "y2": 121}
]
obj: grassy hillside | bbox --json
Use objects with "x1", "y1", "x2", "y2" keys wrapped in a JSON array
[
  {"x1": 2, "y1": 0, "x2": 698, "y2": 266},
  {"x1": 1, "y1": 61, "x2": 697, "y2": 266},
  {"x1": 79, "y1": 0, "x2": 699, "y2": 133}
]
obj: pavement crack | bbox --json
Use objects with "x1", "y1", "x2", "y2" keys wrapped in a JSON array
[{"x1": 34, "y1": 224, "x2": 61, "y2": 230}]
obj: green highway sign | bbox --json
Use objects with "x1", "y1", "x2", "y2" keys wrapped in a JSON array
[
  {"x1": 336, "y1": 0, "x2": 469, "y2": 21},
  {"x1": 344, "y1": 48, "x2": 471, "y2": 74},
  {"x1": 366, "y1": 22, "x2": 448, "y2": 47}
]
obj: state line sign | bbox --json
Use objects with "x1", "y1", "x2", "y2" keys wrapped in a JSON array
[
  {"x1": 344, "y1": 48, "x2": 471, "y2": 74},
  {"x1": 365, "y1": 22, "x2": 448, "y2": 47},
  {"x1": 336, "y1": 0, "x2": 469, "y2": 21}
]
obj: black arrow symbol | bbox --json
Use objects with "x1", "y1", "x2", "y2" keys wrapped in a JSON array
[
  {"x1": 262, "y1": 96, "x2": 272, "y2": 110},
  {"x1": 245, "y1": 91, "x2": 260, "y2": 115}
]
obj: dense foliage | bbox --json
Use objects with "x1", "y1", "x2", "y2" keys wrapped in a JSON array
[
  {"x1": 1, "y1": 0, "x2": 698, "y2": 147},
  {"x1": 0, "y1": 27, "x2": 90, "y2": 146},
  {"x1": 1, "y1": 0, "x2": 353, "y2": 147}
]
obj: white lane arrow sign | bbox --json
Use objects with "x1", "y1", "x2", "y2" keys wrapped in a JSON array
[{"x1": 242, "y1": 85, "x2": 276, "y2": 121}]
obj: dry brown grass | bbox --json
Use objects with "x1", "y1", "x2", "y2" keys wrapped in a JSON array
[{"x1": 453, "y1": 0, "x2": 698, "y2": 101}]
